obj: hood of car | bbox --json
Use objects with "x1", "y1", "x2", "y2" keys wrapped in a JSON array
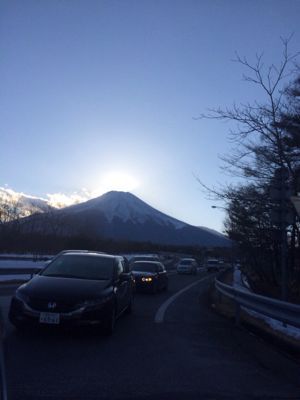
[{"x1": 18, "y1": 275, "x2": 112, "y2": 302}]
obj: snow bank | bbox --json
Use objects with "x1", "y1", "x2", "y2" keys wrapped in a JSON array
[
  {"x1": 0, "y1": 260, "x2": 48, "y2": 269},
  {"x1": 245, "y1": 308, "x2": 300, "y2": 340},
  {"x1": 232, "y1": 266, "x2": 300, "y2": 340}
]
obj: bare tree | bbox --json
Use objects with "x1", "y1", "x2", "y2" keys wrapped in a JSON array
[
  {"x1": 0, "y1": 196, "x2": 22, "y2": 230},
  {"x1": 198, "y1": 39, "x2": 300, "y2": 183},
  {"x1": 197, "y1": 39, "x2": 300, "y2": 300}
]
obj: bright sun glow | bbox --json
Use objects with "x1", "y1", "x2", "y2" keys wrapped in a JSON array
[{"x1": 101, "y1": 172, "x2": 139, "y2": 192}]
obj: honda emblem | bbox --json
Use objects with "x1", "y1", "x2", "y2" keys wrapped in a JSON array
[{"x1": 47, "y1": 302, "x2": 57, "y2": 310}]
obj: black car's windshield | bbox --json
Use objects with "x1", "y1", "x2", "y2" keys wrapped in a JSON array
[
  {"x1": 180, "y1": 260, "x2": 194, "y2": 265},
  {"x1": 41, "y1": 254, "x2": 114, "y2": 280},
  {"x1": 131, "y1": 257, "x2": 159, "y2": 263},
  {"x1": 132, "y1": 262, "x2": 158, "y2": 273}
]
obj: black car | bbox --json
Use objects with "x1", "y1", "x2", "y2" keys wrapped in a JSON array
[
  {"x1": 9, "y1": 250, "x2": 134, "y2": 335},
  {"x1": 131, "y1": 261, "x2": 168, "y2": 293}
]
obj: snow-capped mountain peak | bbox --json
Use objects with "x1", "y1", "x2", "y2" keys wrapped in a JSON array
[
  {"x1": 14, "y1": 190, "x2": 230, "y2": 247},
  {"x1": 64, "y1": 191, "x2": 186, "y2": 229}
]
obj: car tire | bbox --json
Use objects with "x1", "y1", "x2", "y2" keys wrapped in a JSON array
[
  {"x1": 103, "y1": 305, "x2": 116, "y2": 336},
  {"x1": 10, "y1": 319, "x2": 31, "y2": 335},
  {"x1": 11, "y1": 320, "x2": 23, "y2": 330},
  {"x1": 9, "y1": 315, "x2": 24, "y2": 330}
]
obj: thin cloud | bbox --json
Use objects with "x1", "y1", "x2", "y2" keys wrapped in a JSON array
[{"x1": 47, "y1": 192, "x2": 89, "y2": 208}]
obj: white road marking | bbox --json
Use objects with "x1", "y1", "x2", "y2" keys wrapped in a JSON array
[{"x1": 154, "y1": 275, "x2": 213, "y2": 323}]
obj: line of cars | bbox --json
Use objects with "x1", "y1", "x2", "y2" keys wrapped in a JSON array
[
  {"x1": 176, "y1": 257, "x2": 226, "y2": 274},
  {"x1": 8, "y1": 250, "x2": 223, "y2": 335},
  {"x1": 9, "y1": 251, "x2": 169, "y2": 335}
]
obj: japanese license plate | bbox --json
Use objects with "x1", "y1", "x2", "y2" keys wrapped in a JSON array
[{"x1": 39, "y1": 312, "x2": 60, "y2": 325}]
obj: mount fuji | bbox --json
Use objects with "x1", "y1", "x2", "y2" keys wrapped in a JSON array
[{"x1": 23, "y1": 191, "x2": 230, "y2": 247}]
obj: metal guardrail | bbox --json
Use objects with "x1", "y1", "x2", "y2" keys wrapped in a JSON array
[
  {"x1": 0, "y1": 266, "x2": 44, "y2": 276},
  {"x1": 215, "y1": 278, "x2": 300, "y2": 329}
]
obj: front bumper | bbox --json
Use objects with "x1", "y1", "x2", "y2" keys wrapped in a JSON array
[
  {"x1": 134, "y1": 279, "x2": 156, "y2": 292},
  {"x1": 9, "y1": 297, "x2": 112, "y2": 328},
  {"x1": 177, "y1": 268, "x2": 193, "y2": 274}
]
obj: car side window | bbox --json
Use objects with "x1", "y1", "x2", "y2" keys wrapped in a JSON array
[
  {"x1": 116, "y1": 260, "x2": 124, "y2": 276},
  {"x1": 123, "y1": 258, "x2": 130, "y2": 273}
]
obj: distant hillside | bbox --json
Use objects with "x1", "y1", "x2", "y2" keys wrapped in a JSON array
[{"x1": 0, "y1": 187, "x2": 51, "y2": 218}]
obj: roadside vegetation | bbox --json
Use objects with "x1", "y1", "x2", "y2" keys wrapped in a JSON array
[{"x1": 200, "y1": 39, "x2": 300, "y2": 302}]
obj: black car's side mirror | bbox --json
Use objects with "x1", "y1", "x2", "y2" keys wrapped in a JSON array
[
  {"x1": 118, "y1": 272, "x2": 131, "y2": 282},
  {"x1": 30, "y1": 267, "x2": 43, "y2": 279}
]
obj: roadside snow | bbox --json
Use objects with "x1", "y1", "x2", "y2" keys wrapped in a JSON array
[
  {"x1": 245, "y1": 308, "x2": 300, "y2": 340},
  {"x1": 0, "y1": 253, "x2": 53, "y2": 259},
  {"x1": 233, "y1": 266, "x2": 251, "y2": 292},
  {"x1": 0, "y1": 260, "x2": 48, "y2": 269},
  {"x1": 232, "y1": 266, "x2": 300, "y2": 340},
  {"x1": 0, "y1": 260, "x2": 46, "y2": 282}
]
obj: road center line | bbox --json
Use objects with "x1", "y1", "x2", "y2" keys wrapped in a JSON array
[{"x1": 154, "y1": 275, "x2": 213, "y2": 323}]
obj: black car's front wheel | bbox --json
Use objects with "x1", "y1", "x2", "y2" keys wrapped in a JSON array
[
  {"x1": 10, "y1": 318, "x2": 23, "y2": 330},
  {"x1": 9, "y1": 316, "x2": 31, "y2": 334}
]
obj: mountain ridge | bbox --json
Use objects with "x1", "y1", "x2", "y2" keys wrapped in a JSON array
[
  {"x1": 60, "y1": 191, "x2": 186, "y2": 229},
  {"x1": 21, "y1": 190, "x2": 230, "y2": 247}
]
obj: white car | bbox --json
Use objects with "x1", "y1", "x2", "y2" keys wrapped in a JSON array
[{"x1": 176, "y1": 258, "x2": 197, "y2": 275}]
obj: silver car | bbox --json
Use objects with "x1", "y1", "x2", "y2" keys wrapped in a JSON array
[{"x1": 176, "y1": 258, "x2": 197, "y2": 275}]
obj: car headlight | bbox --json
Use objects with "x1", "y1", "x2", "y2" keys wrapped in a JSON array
[
  {"x1": 142, "y1": 277, "x2": 153, "y2": 282},
  {"x1": 80, "y1": 296, "x2": 112, "y2": 307},
  {"x1": 15, "y1": 290, "x2": 30, "y2": 304}
]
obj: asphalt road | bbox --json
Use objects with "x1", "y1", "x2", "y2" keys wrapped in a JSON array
[{"x1": 1, "y1": 272, "x2": 300, "y2": 400}]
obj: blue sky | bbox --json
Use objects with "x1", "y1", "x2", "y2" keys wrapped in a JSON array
[{"x1": 1, "y1": 0, "x2": 300, "y2": 231}]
